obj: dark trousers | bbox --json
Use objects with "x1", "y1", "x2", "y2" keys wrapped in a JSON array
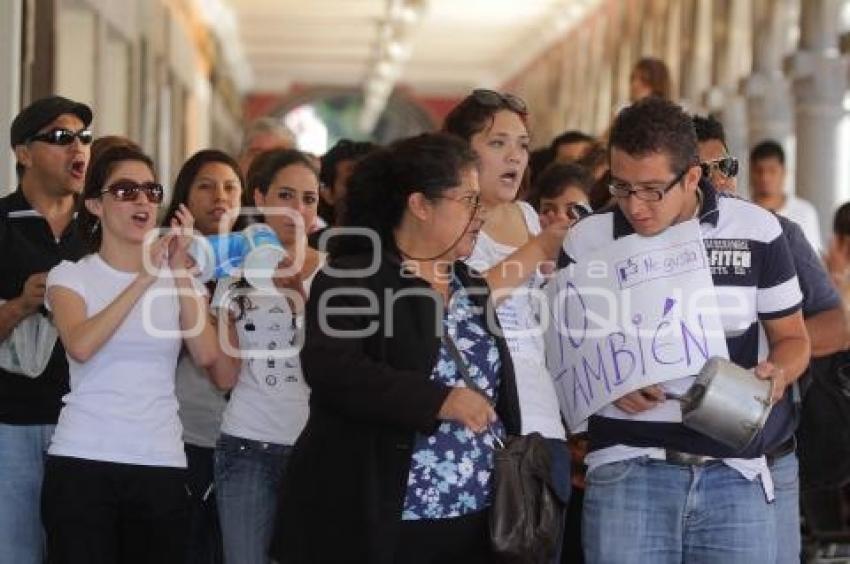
[
  {"x1": 394, "y1": 510, "x2": 491, "y2": 564},
  {"x1": 185, "y1": 444, "x2": 223, "y2": 564},
  {"x1": 562, "y1": 487, "x2": 585, "y2": 563},
  {"x1": 42, "y1": 455, "x2": 189, "y2": 564}
]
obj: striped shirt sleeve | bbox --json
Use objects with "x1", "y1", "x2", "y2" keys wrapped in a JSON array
[{"x1": 756, "y1": 223, "x2": 803, "y2": 320}]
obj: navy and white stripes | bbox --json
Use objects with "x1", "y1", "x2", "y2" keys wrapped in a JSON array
[{"x1": 560, "y1": 182, "x2": 802, "y2": 458}]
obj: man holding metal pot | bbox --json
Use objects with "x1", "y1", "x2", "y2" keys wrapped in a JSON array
[{"x1": 558, "y1": 97, "x2": 810, "y2": 563}]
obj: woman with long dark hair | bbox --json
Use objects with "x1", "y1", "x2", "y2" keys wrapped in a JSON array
[
  {"x1": 272, "y1": 132, "x2": 566, "y2": 563},
  {"x1": 42, "y1": 145, "x2": 218, "y2": 563},
  {"x1": 206, "y1": 148, "x2": 324, "y2": 564},
  {"x1": 161, "y1": 149, "x2": 245, "y2": 564}
]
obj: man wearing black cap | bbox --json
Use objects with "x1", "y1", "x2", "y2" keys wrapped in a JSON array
[{"x1": 0, "y1": 95, "x2": 91, "y2": 564}]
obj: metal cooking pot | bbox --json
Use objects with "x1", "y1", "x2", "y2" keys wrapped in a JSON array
[{"x1": 665, "y1": 356, "x2": 774, "y2": 452}]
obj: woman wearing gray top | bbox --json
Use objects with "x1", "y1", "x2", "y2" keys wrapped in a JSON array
[{"x1": 162, "y1": 149, "x2": 246, "y2": 564}]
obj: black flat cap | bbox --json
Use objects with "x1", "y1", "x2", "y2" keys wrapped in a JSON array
[{"x1": 10, "y1": 96, "x2": 92, "y2": 148}]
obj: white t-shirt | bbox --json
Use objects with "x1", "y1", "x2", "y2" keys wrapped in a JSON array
[
  {"x1": 45, "y1": 254, "x2": 199, "y2": 468},
  {"x1": 467, "y1": 202, "x2": 566, "y2": 440},
  {"x1": 212, "y1": 256, "x2": 324, "y2": 446},
  {"x1": 778, "y1": 195, "x2": 822, "y2": 253}
]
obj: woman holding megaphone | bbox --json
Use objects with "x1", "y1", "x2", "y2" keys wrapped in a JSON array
[{"x1": 203, "y1": 148, "x2": 325, "y2": 564}]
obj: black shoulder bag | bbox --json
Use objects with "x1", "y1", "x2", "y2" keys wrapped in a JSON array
[{"x1": 442, "y1": 334, "x2": 563, "y2": 564}]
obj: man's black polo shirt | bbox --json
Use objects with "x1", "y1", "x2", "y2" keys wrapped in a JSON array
[{"x1": 0, "y1": 189, "x2": 85, "y2": 424}]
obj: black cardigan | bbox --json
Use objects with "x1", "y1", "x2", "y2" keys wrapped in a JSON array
[{"x1": 271, "y1": 251, "x2": 522, "y2": 564}]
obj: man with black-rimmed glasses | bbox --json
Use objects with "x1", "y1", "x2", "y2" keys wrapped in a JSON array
[
  {"x1": 559, "y1": 98, "x2": 810, "y2": 563},
  {"x1": 0, "y1": 96, "x2": 92, "y2": 564}
]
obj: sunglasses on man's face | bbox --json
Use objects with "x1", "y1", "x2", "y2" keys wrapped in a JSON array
[
  {"x1": 471, "y1": 89, "x2": 528, "y2": 115},
  {"x1": 101, "y1": 181, "x2": 164, "y2": 204},
  {"x1": 700, "y1": 156, "x2": 739, "y2": 179},
  {"x1": 27, "y1": 128, "x2": 93, "y2": 146}
]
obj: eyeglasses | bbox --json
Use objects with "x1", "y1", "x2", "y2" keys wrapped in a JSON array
[
  {"x1": 608, "y1": 167, "x2": 689, "y2": 202},
  {"x1": 471, "y1": 89, "x2": 528, "y2": 115},
  {"x1": 101, "y1": 181, "x2": 164, "y2": 204},
  {"x1": 700, "y1": 156, "x2": 739, "y2": 179},
  {"x1": 433, "y1": 192, "x2": 483, "y2": 214},
  {"x1": 28, "y1": 128, "x2": 93, "y2": 146}
]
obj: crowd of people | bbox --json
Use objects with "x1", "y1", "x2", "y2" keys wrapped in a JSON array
[{"x1": 1, "y1": 56, "x2": 849, "y2": 564}]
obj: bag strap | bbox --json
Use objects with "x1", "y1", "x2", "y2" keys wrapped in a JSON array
[
  {"x1": 443, "y1": 333, "x2": 505, "y2": 448},
  {"x1": 442, "y1": 333, "x2": 494, "y2": 407}
]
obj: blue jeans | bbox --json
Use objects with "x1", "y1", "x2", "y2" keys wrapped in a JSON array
[
  {"x1": 545, "y1": 438, "x2": 571, "y2": 564},
  {"x1": 771, "y1": 451, "x2": 801, "y2": 564},
  {"x1": 214, "y1": 433, "x2": 292, "y2": 564},
  {"x1": 582, "y1": 457, "x2": 776, "y2": 564},
  {"x1": 0, "y1": 422, "x2": 54, "y2": 564}
]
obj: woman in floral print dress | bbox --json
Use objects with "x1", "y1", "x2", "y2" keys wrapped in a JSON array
[{"x1": 272, "y1": 133, "x2": 567, "y2": 563}]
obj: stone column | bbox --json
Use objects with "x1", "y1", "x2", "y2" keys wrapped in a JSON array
[
  {"x1": 662, "y1": 0, "x2": 683, "y2": 99},
  {"x1": 789, "y1": 0, "x2": 849, "y2": 243},
  {"x1": 744, "y1": 0, "x2": 795, "y2": 191},
  {"x1": 0, "y1": 1, "x2": 22, "y2": 193},
  {"x1": 681, "y1": 0, "x2": 713, "y2": 113},
  {"x1": 705, "y1": 0, "x2": 753, "y2": 197},
  {"x1": 585, "y1": 17, "x2": 606, "y2": 134}
]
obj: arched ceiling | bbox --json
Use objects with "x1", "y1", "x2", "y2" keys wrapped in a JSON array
[{"x1": 226, "y1": 0, "x2": 601, "y2": 96}]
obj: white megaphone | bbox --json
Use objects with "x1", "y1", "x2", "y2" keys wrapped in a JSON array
[{"x1": 191, "y1": 223, "x2": 286, "y2": 291}]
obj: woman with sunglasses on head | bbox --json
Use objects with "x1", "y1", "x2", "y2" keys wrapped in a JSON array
[
  {"x1": 41, "y1": 145, "x2": 219, "y2": 564},
  {"x1": 444, "y1": 90, "x2": 573, "y2": 561},
  {"x1": 205, "y1": 149, "x2": 324, "y2": 564},
  {"x1": 161, "y1": 149, "x2": 246, "y2": 564}
]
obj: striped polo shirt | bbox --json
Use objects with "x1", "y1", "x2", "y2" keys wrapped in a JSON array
[{"x1": 559, "y1": 180, "x2": 803, "y2": 459}]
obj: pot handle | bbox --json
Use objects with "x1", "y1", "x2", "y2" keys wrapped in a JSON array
[
  {"x1": 756, "y1": 376, "x2": 776, "y2": 407},
  {"x1": 663, "y1": 374, "x2": 701, "y2": 402}
]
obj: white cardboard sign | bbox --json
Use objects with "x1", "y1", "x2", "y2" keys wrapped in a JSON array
[{"x1": 545, "y1": 220, "x2": 729, "y2": 430}]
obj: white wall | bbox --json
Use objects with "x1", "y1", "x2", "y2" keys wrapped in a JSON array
[
  {"x1": 0, "y1": 1, "x2": 22, "y2": 193},
  {"x1": 56, "y1": 5, "x2": 97, "y2": 110},
  {"x1": 99, "y1": 31, "x2": 131, "y2": 136}
]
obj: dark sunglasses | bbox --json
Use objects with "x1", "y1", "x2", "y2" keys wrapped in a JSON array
[
  {"x1": 541, "y1": 202, "x2": 592, "y2": 222},
  {"x1": 567, "y1": 202, "x2": 593, "y2": 221},
  {"x1": 101, "y1": 181, "x2": 164, "y2": 204},
  {"x1": 471, "y1": 89, "x2": 528, "y2": 114},
  {"x1": 700, "y1": 156, "x2": 739, "y2": 179},
  {"x1": 28, "y1": 128, "x2": 93, "y2": 146}
]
